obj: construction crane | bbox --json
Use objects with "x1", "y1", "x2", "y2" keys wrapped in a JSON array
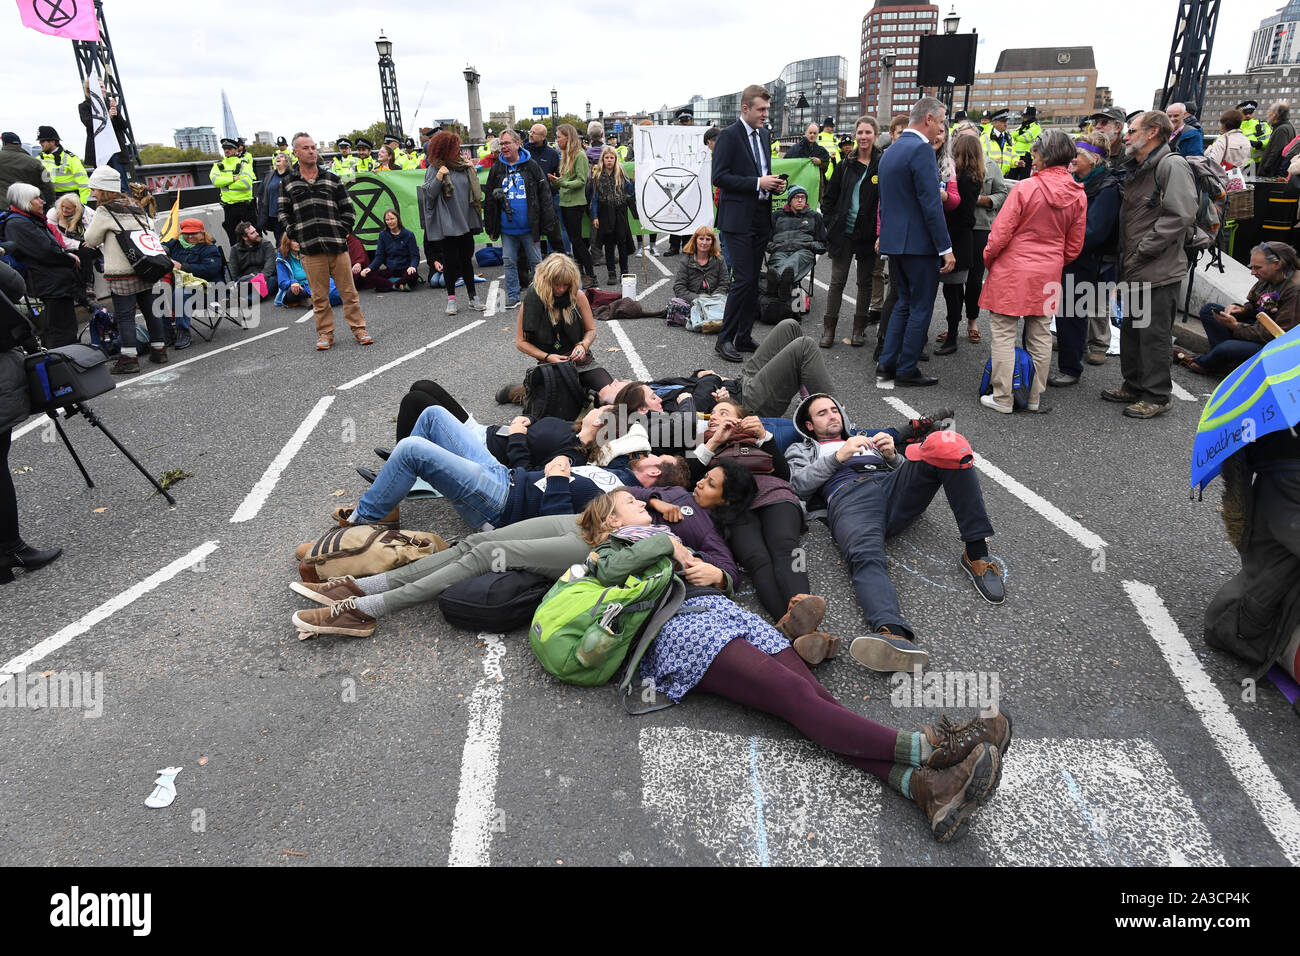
[{"x1": 1159, "y1": 0, "x2": 1222, "y2": 114}]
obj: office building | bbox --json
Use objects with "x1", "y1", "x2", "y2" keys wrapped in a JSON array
[
  {"x1": 966, "y1": 47, "x2": 1099, "y2": 127},
  {"x1": 1249, "y1": 0, "x2": 1300, "y2": 71},
  {"x1": 174, "y1": 126, "x2": 219, "y2": 153},
  {"x1": 859, "y1": 0, "x2": 940, "y2": 117}
]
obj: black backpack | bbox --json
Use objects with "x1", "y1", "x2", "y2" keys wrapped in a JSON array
[
  {"x1": 522, "y1": 360, "x2": 587, "y2": 422},
  {"x1": 437, "y1": 570, "x2": 556, "y2": 631}
]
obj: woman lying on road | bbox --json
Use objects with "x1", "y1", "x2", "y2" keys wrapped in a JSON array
[{"x1": 578, "y1": 489, "x2": 1011, "y2": 844}]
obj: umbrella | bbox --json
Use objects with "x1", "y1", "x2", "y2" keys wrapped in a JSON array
[{"x1": 1191, "y1": 323, "x2": 1300, "y2": 495}]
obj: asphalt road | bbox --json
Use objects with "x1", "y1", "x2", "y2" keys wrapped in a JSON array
[{"x1": 1, "y1": 242, "x2": 1296, "y2": 868}]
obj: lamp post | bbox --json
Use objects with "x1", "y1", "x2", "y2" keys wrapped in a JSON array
[
  {"x1": 877, "y1": 51, "x2": 897, "y2": 123},
  {"x1": 376, "y1": 31, "x2": 404, "y2": 139},
  {"x1": 814, "y1": 76, "x2": 823, "y2": 129},
  {"x1": 551, "y1": 87, "x2": 559, "y2": 135},
  {"x1": 937, "y1": 7, "x2": 960, "y2": 116},
  {"x1": 585, "y1": 101, "x2": 592, "y2": 123}
]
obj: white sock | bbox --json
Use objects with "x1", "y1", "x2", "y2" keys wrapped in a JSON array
[
  {"x1": 356, "y1": 572, "x2": 389, "y2": 594},
  {"x1": 354, "y1": 594, "x2": 387, "y2": 618}
]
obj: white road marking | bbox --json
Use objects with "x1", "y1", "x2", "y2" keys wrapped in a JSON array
[
  {"x1": 875, "y1": 377, "x2": 895, "y2": 390},
  {"x1": 10, "y1": 327, "x2": 289, "y2": 441},
  {"x1": 0, "y1": 541, "x2": 220, "y2": 688},
  {"x1": 1171, "y1": 381, "x2": 1197, "y2": 402},
  {"x1": 881, "y1": 396, "x2": 1107, "y2": 551},
  {"x1": 970, "y1": 738, "x2": 1223, "y2": 866},
  {"x1": 635, "y1": 277, "x2": 669, "y2": 301},
  {"x1": 230, "y1": 396, "x2": 335, "y2": 523},
  {"x1": 336, "y1": 321, "x2": 485, "y2": 392},
  {"x1": 295, "y1": 309, "x2": 315, "y2": 324},
  {"x1": 646, "y1": 250, "x2": 673, "y2": 277},
  {"x1": 1122, "y1": 581, "x2": 1300, "y2": 865},
  {"x1": 639, "y1": 727, "x2": 883, "y2": 866},
  {"x1": 813, "y1": 278, "x2": 855, "y2": 305},
  {"x1": 484, "y1": 280, "x2": 501, "y2": 316},
  {"x1": 448, "y1": 634, "x2": 506, "y2": 867},
  {"x1": 606, "y1": 320, "x2": 652, "y2": 381}
]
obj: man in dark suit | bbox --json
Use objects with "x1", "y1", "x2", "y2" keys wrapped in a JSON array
[
  {"x1": 711, "y1": 84, "x2": 787, "y2": 363},
  {"x1": 876, "y1": 96, "x2": 955, "y2": 387}
]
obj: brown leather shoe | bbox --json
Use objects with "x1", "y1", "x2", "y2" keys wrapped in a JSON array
[
  {"x1": 293, "y1": 596, "x2": 377, "y2": 639},
  {"x1": 909, "y1": 742, "x2": 1000, "y2": 843},
  {"x1": 110, "y1": 354, "x2": 141, "y2": 375},
  {"x1": 332, "y1": 505, "x2": 401, "y2": 528},
  {"x1": 819, "y1": 317, "x2": 837, "y2": 348},
  {"x1": 776, "y1": 593, "x2": 826, "y2": 640},
  {"x1": 922, "y1": 711, "x2": 1013, "y2": 772},
  {"x1": 1084, "y1": 351, "x2": 1107, "y2": 366},
  {"x1": 791, "y1": 631, "x2": 841, "y2": 666},
  {"x1": 289, "y1": 575, "x2": 365, "y2": 606},
  {"x1": 850, "y1": 315, "x2": 867, "y2": 347}
]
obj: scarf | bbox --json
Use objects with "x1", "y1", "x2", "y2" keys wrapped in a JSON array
[
  {"x1": 595, "y1": 172, "x2": 626, "y2": 209},
  {"x1": 1074, "y1": 164, "x2": 1108, "y2": 189},
  {"x1": 611, "y1": 525, "x2": 681, "y2": 544}
]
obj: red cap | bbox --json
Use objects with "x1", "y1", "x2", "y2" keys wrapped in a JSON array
[
  {"x1": 904, "y1": 430, "x2": 974, "y2": 469},
  {"x1": 179, "y1": 218, "x2": 204, "y2": 232}
]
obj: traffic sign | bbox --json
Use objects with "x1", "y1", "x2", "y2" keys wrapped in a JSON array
[
  {"x1": 612, "y1": 122, "x2": 624, "y2": 132},
  {"x1": 532, "y1": 106, "x2": 549, "y2": 116}
]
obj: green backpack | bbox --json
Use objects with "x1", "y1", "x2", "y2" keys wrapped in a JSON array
[{"x1": 529, "y1": 555, "x2": 682, "y2": 689}]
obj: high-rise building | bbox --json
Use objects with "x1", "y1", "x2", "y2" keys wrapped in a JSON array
[
  {"x1": 254, "y1": 131, "x2": 274, "y2": 145},
  {"x1": 174, "y1": 127, "x2": 219, "y2": 153},
  {"x1": 1249, "y1": 0, "x2": 1300, "y2": 71},
  {"x1": 968, "y1": 48, "x2": 1099, "y2": 127},
  {"x1": 859, "y1": 0, "x2": 939, "y2": 118}
]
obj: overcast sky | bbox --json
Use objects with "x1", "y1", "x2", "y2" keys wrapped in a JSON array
[{"x1": 0, "y1": 0, "x2": 1277, "y2": 149}]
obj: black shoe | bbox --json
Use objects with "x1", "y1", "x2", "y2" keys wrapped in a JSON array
[
  {"x1": 919, "y1": 348, "x2": 931, "y2": 362},
  {"x1": 934, "y1": 341, "x2": 958, "y2": 356},
  {"x1": 356, "y1": 467, "x2": 378, "y2": 485},
  {"x1": 960, "y1": 552, "x2": 1005, "y2": 605},
  {"x1": 766, "y1": 267, "x2": 778, "y2": 293},
  {"x1": 0, "y1": 539, "x2": 62, "y2": 583},
  {"x1": 778, "y1": 266, "x2": 794, "y2": 300},
  {"x1": 715, "y1": 340, "x2": 743, "y2": 363},
  {"x1": 867, "y1": 309, "x2": 882, "y2": 325},
  {"x1": 495, "y1": 383, "x2": 520, "y2": 404},
  {"x1": 374, "y1": 447, "x2": 391, "y2": 461},
  {"x1": 662, "y1": 249, "x2": 678, "y2": 258},
  {"x1": 895, "y1": 370, "x2": 939, "y2": 387},
  {"x1": 174, "y1": 330, "x2": 192, "y2": 350},
  {"x1": 875, "y1": 365, "x2": 895, "y2": 381},
  {"x1": 734, "y1": 337, "x2": 759, "y2": 352}
]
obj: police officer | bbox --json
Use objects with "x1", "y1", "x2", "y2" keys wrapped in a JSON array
[
  {"x1": 36, "y1": 126, "x2": 89, "y2": 203},
  {"x1": 1008, "y1": 105, "x2": 1041, "y2": 180},
  {"x1": 1239, "y1": 101, "x2": 1271, "y2": 167},
  {"x1": 331, "y1": 137, "x2": 357, "y2": 182},
  {"x1": 273, "y1": 136, "x2": 297, "y2": 166},
  {"x1": 981, "y1": 109, "x2": 1018, "y2": 176},
  {"x1": 817, "y1": 116, "x2": 840, "y2": 177},
  {"x1": 979, "y1": 109, "x2": 992, "y2": 138},
  {"x1": 382, "y1": 134, "x2": 406, "y2": 169},
  {"x1": 477, "y1": 129, "x2": 495, "y2": 164},
  {"x1": 354, "y1": 137, "x2": 378, "y2": 172},
  {"x1": 211, "y1": 136, "x2": 256, "y2": 244},
  {"x1": 949, "y1": 109, "x2": 968, "y2": 136}
]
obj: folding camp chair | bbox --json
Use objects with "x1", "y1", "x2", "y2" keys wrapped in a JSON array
[{"x1": 186, "y1": 246, "x2": 253, "y2": 342}]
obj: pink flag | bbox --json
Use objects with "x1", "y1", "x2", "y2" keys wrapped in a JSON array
[{"x1": 15, "y1": 0, "x2": 100, "y2": 41}]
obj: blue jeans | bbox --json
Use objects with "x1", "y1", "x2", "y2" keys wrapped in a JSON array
[
  {"x1": 355, "y1": 406, "x2": 510, "y2": 528},
  {"x1": 1197, "y1": 302, "x2": 1264, "y2": 375},
  {"x1": 501, "y1": 232, "x2": 543, "y2": 303},
  {"x1": 826, "y1": 461, "x2": 995, "y2": 637}
]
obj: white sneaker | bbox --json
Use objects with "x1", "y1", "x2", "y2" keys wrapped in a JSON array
[
  {"x1": 647, "y1": 245, "x2": 658, "y2": 256},
  {"x1": 467, "y1": 296, "x2": 487, "y2": 312},
  {"x1": 446, "y1": 298, "x2": 458, "y2": 316},
  {"x1": 979, "y1": 394, "x2": 1013, "y2": 414}
]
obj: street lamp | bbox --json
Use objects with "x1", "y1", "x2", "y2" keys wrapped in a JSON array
[
  {"x1": 814, "y1": 76, "x2": 823, "y2": 127},
  {"x1": 551, "y1": 87, "x2": 559, "y2": 134},
  {"x1": 376, "y1": 31, "x2": 403, "y2": 139},
  {"x1": 944, "y1": 5, "x2": 960, "y2": 35}
]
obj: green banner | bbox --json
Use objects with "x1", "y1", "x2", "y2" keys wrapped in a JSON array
[{"x1": 345, "y1": 158, "x2": 819, "y2": 251}]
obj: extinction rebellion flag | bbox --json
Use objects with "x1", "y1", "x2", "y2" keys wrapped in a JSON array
[{"x1": 15, "y1": 0, "x2": 100, "y2": 40}]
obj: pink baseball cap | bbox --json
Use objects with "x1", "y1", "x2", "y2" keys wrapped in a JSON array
[{"x1": 904, "y1": 430, "x2": 974, "y2": 469}]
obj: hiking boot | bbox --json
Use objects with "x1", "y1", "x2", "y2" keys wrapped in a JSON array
[
  {"x1": 776, "y1": 593, "x2": 827, "y2": 640},
  {"x1": 1100, "y1": 386, "x2": 1139, "y2": 404},
  {"x1": 922, "y1": 711, "x2": 1013, "y2": 772},
  {"x1": 909, "y1": 742, "x2": 1000, "y2": 843},
  {"x1": 960, "y1": 552, "x2": 1005, "y2": 605},
  {"x1": 148, "y1": 346, "x2": 169, "y2": 365},
  {"x1": 332, "y1": 505, "x2": 400, "y2": 528},
  {"x1": 293, "y1": 596, "x2": 377, "y2": 640},
  {"x1": 792, "y1": 632, "x2": 841, "y2": 666},
  {"x1": 1085, "y1": 351, "x2": 1107, "y2": 366},
  {"x1": 110, "y1": 354, "x2": 141, "y2": 375},
  {"x1": 1123, "y1": 400, "x2": 1171, "y2": 419},
  {"x1": 819, "y1": 316, "x2": 838, "y2": 348},
  {"x1": 1047, "y1": 371, "x2": 1079, "y2": 387},
  {"x1": 849, "y1": 627, "x2": 929, "y2": 672},
  {"x1": 850, "y1": 315, "x2": 867, "y2": 347},
  {"x1": 289, "y1": 575, "x2": 366, "y2": 606},
  {"x1": 896, "y1": 407, "x2": 954, "y2": 445}
]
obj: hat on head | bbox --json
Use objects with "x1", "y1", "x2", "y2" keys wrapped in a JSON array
[
  {"x1": 383, "y1": 134, "x2": 400, "y2": 144},
  {"x1": 37, "y1": 125, "x2": 60, "y2": 141},
  {"x1": 1125, "y1": 109, "x2": 1143, "y2": 124},
  {"x1": 1088, "y1": 106, "x2": 1127, "y2": 125},
  {"x1": 87, "y1": 165, "x2": 122, "y2": 191},
  {"x1": 838, "y1": 135, "x2": 854, "y2": 149},
  {"x1": 787, "y1": 185, "x2": 808, "y2": 200},
  {"x1": 904, "y1": 430, "x2": 974, "y2": 470},
  {"x1": 355, "y1": 137, "x2": 373, "y2": 149},
  {"x1": 1, "y1": 132, "x2": 21, "y2": 145},
  {"x1": 1238, "y1": 100, "x2": 1258, "y2": 112},
  {"x1": 179, "y1": 218, "x2": 205, "y2": 233},
  {"x1": 336, "y1": 137, "x2": 352, "y2": 148},
  {"x1": 676, "y1": 110, "x2": 694, "y2": 123},
  {"x1": 980, "y1": 109, "x2": 992, "y2": 119},
  {"x1": 953, "y1": 109, "x2": 968, "y2": 122},
  {"x1": 220, "y1": 137, "x2": 239, "y2": 149},
  {"x1": 1022, "y1": 105, "x2": 1037, "y2": 119},
  {"x1": 991, "y1": 109, "x2": 1010, "y2": 122},
  {"x1": 276, "y1": 136, "x2": 287, "y2": 146}
]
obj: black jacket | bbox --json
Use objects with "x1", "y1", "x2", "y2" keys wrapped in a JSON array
[
  {"x1": 823, "y1": 148, "x2": 881, "y2": 256},
  {"x1": 0, "y1": 208, "x2": 78, "y2": 299},
  {"x1": 1260, "y1": 121, "x2": 1297, "y2": 178},
  {"x1": 944, "y1": 169, "x2": 982, "y2": 272},
  {"x1": 483, "y1": 152, "x2": 557, "y2": 242},
  {"x1": 0, "y1": 144, "x2": 54, "y2": 208}
]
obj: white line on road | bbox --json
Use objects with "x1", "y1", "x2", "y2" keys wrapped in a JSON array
[
  {"x1": 646, "y1": 251, "x2": 673, "y2": 278},
  {"x1": 295, "y1": 309, "x2": 315, "y2": 324},
  {"x1": 1122, "y1": 580, "x2": 1300, "y2": 866},
  {"x1": 230, "y1": 396, "x2": 335, "y2": 523},
  {"x1": 1171, "y1": 381, "x2": 1197, "y2": 402},
  {"x1": 0, "y1": 540, "x2": 220, "y2": 687},
  {"x1": 448, "y1": 634, "x2": 506, "y2": 867},
  {"x1": 336, "y1": 321, "x2": 485, "y2": 392},
  {"x1": 11, "y1": 327, "x2": 289, "y2": 441},
  {"x1": 605, "y1": 320, "x2": 652, "y2": 381},
  {"x1": 882, "y1": 396, "x2": 1107, "y2": 551},
  {"x1": 484, "y1": 280, "x2": 501, "y2": 316},
  {"x1": 813, "y1": 278, "x2": 855, "y2": 305},
  {"x1": 636, "y1": 277, "x2": 669, "y2": 301}
]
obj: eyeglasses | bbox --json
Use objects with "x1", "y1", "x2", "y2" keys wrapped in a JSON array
[{"x1": 1259, "y1": 241, "x2": 1280, "y2": 263}]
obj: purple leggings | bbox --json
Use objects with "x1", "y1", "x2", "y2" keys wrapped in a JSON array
[{"x1": 693, "y1": 641, "x2": 899, "y2": 780}]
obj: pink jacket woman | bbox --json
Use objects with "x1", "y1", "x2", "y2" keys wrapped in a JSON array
[{"x1": 979, "y1": 166, "x2": 1086, "y2": 317}]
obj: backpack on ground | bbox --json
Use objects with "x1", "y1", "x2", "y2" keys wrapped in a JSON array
[
  {"x1": 529, "y1": 556, "x2": 682, "y2": 688},
  {"x1": 978, "y1": 347, "x2": 1035, "y2": 409},
  {"x1": 522, "y1": 359, "x2": 586, "y2": 422},
  {"x1": 475, "y1": 243, "x2": 503, "y2": 266},
  {"x1": 687, "y1": 293, "x2": 726, "y2": 334},
  {"x1": 438, "y1": 570, "x2": 554, "y2": 631},
  {"x1": 295, "y1": 525, "x2": 449, "y2": 582}
]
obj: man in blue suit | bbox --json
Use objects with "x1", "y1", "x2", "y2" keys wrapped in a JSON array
[
  {"x1": 711, "y1": 85, "x2": 788, "y2": 363},
  {"x1": 876, "y1": 97, "x2": 955, "y2": 387}
]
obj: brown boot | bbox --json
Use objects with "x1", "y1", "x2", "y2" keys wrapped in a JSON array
[
  {"x1": 293, "y1": 596, "x2": 377, "y2": 639},
  {"x1": 332, "y1": 505, "x2": 401, "y2": 528},
  {"x1": 922, "y1": 711, "x2": 1013, "y2": 774},
  {"x1": 110, "y1": 354, "x2": 141, "y2": 375},
  {"x1": 776, "y1": 593, "x2": 826, "y2": 640},
  {"x1": 148, "y1": 346, "x2": 169, "y2": 365},
  {"x1": 792, "y1": 631, "x2": 842, "y2": 666},
  {"x1": 909, "y1": 742, "x2": 1000, "y2": 843},
  {"x1": 819, "y1": 317, "x2": 838, "y2": 348},
  {"x1": 850, "y1": 315, "x2": 868, "y2": 347},
  {"x1": 289, "y1": 575, "x2": 366, "y2": 606}
]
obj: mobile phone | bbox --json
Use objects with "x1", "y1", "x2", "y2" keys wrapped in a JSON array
[{"x1": 778, "y1": 173, "x2": 789, "y2": 182}]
